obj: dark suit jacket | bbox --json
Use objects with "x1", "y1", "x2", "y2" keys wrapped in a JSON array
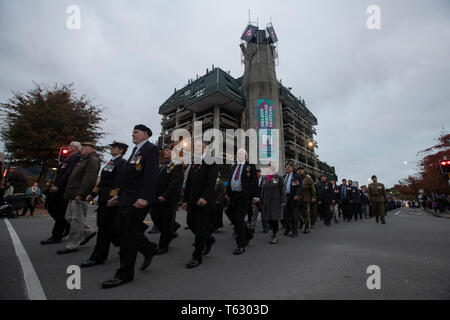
[
  {"x1": 282, "y1": 172, "x2": 302, "y2": 203},
  {"x1": 155, "y1": 161, "x2": 183, "y2": 203},
  {"x1": 331, "y1": 184, "x2": 341, "y2": 202},
  {"x1": 118, "y1": 141, "x2": 159, "y2": 207},
  {"x1": 91, "y1": 156, "x2": 127, "y2": 204},
  {"x1": 53, "y1": 152, "x2": 81, "y2": 193},
  {"x1": 182, "y1": 160, "x2": 218, "y2": 206},
  {"x1": 226, "y1": 162, "x2": 258, "y2": 200},
  {"x1": 316, "y1": 181, "x2": 334, "y2": 204}
]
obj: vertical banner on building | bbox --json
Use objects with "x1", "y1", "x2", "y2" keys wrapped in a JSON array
[{"x1": 257, "y1": 99, "x2": 277, "y2": 162}]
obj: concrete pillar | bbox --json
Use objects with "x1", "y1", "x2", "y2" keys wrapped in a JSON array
[{"x1": 213, "y1": 105, "x2": 220, "y2": 130}]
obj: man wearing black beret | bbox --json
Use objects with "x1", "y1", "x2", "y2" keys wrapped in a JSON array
[{"x1": 102, "y1": 124, "x2": 159, "y2": 289}]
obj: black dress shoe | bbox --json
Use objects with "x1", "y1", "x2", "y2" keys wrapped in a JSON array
[
  {"x1": 233, "y1": 247, "x2": 245, "y2": 255},
  {"x1": 57, "y1": 248, "x2": 79, "y2": 255},
  {"x1": 203, "y1": 237, "x2": 215, "y2": 256},
  {"x1": 80, "y1": 232, "x2": 97, "y2": 246},
  {"x1": 171, "y1": 232, "x2": 178, "y2": 240},
  {"x1": 154, "y1": 247, "x2": 169, "y2": 256},
  {"x1": 102, "y1": 277, "x2": 131, "y2": 289},
  {"x1": 141, "y1": 247, "x2": 157, "y2": 271},
  {"x1": 41, "y1": 238, "x2": 61, "y2": 245},
  {"x1": 186, "y1": 259, "x2": 202, "y2": 269},
  {"x1": 81, "y1": 259, "x2": 104, "y2": 268}
]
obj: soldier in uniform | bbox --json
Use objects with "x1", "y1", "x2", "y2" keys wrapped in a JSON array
[
  {"x1": 368, "y1": 175, "x2": 387, "y2": 224},
  {"x1": 181, "y1": 141, "x2": 218, "y2": 269},
  {"x1": 102, "y1": 125, "x2": 159, "y2": 289},
  {"x1": 282, "y1": 162, "x2": 302, "y2": 237},
  {"x1": 316, "y1": 175, "x2": 333, "y2": 226},
  {"x1": 151, "y1": 144, "x2": 183, "y2": 255},
  {"x1": 41, "y1": 142, "x2": 81, "y2": 245},
  {"x1": 300, "y1": 171, "x2": 316, "y2": 234},
  {"x1": 80, "y1": 141, "x2": 128, "y2": 268}
]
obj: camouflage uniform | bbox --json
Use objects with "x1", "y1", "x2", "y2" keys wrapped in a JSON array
[
  {"x1": 301, "y1": 174, "x2": 316, "y2": 228},
  {"x1": 368, "y1": 182, "x2": 387, "y2": 223}
]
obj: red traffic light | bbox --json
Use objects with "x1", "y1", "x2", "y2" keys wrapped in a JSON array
[
  {"x1": 439, "y1": 159, "x2": 450, "y2": 174},
  {"x1": 58, "y1": 147, "x2": 70, "y2": 162}
]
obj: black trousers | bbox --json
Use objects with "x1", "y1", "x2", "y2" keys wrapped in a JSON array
[
  {"x1": 151, "y1": 201, "x2": 176, "y2": 249},
  {"x1": 211, "y1": 203, "x2": 224, "y2": 230},
  {"x1": 186, "y1": 204, "x2": 214, "y2": 262},
  {"x1": 89, "y1": 204, "x2": 120, "y2": 262},
  {"x1": 22, "y1": 198, "x2": 37, "y2": 216},
  {"x1": 268, "y1": 220, "x2": 279, "y2": 234},
  {"x1": 229, "y1": 192, "x2": 252, "y2": 248},
  {"x1": 352, "y1": 202, "x2": 359, "y2": 220},
  {"x1": 47, "y1": 192, "x2": 70, "y2": 240},
  {"x1": 342, "y1": 200, "x2": 351, "y2": 220},
  {"x1": 114, "y1": 206, "x2": 156, "y2": 281},
  {"x1": 318, "y1": 202, "x2": 332, "y2": 224},
  {"x1": 284, "y1": 199, "x2": 299, "y2": 234}
]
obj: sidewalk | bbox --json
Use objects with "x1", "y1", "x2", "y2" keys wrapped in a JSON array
[{"x1": 422, "y1": 207, "x2": 450, "y2": 219}]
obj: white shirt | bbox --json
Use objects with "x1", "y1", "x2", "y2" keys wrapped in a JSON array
[{"x1": 134, "y1": 139, "x2": 148, "y2": 155}]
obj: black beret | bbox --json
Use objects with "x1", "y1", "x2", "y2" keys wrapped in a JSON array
[
  {"x1": 160, "y1": 143, "x2": 175, "y2": 151},
  {"x1": 134, "y1": 124, "x2": 152, "y2": 137}
]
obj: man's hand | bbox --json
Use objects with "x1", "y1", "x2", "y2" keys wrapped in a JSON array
[
  {"x1": 281, "y1": 202, "x2": 287, "y2": 207},
  {"x1": 181, "y1": 202, "x2": 188, "y2": 211},
  {"x1": 312, "y1": 198, "x2": 316, "y2": 203},
  {"x1": 50, "y1": 186, "x2": 58, "y2": 193},
  {"x1": 75, "y1": 195, "x2": 82, "y2": 204},
  {"x1": 197, "y1": 198, "x2": 207, "y2": 207},
  {"x1": 133, "y1": 198, "x2": 148, "y2": 209},
  {"x1": 107, "y1": 196, "x2": 118, "y2": 207},
  {"x1": 293, "y1": 195, "x2": 300, "y2": 201},
  {"x1": 158, "y1": 196, "x2": 166, "y2": 203},
  {"x1": 252, "y1": 199, "x2": 259, "y2": 204},
  {"x1": 85, "y1": 195, "x2": 93, "y2": 202},
  {"x1": 318, "y1": 201, "x2": 322, "y2": 205},
  {"x1": 225, "y1": 194, "x2": 230, "y2": 200},
  {"x1": 332, "y1": 200, "x2": 336, "y2": 204}
]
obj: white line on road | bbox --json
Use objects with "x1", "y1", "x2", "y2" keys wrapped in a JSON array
[
  {"x1": 393, "y1": 210, "x2": 401, "y2": 216},
  {"x1": 4, "y1": 219, "x2": 47, "y2": 300}
]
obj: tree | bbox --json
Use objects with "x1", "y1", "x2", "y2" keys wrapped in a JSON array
[
  {"x1": 417, "y1": 129, "x2": 450, "y2": 194},
  {"x1": 0, "y1": 82, "x2": 106, "y2": 186},
  {"x1": 6, "y1": 170, "x2": 28, "y2": 194}
]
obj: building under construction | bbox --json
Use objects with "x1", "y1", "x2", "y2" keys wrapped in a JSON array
[{"x1": 158, "y1": 22, "x2": 337, "y2": 181}]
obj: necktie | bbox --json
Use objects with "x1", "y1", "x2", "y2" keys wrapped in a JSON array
[
  {"x1": 234, "y1": 164, "x2": 242, "y2": 181},
  {"x1": 129, "y1": 146, "x2": 137, "y2": 162}
]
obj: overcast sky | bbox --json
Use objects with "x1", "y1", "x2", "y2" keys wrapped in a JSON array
[{"x1": 1, "y1": 0, "x2": 449, "y2": 187}]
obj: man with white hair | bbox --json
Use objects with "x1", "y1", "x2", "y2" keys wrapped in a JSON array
[
  {"x1": 226, "y1": 148, "x2": 258, "y2": 255},
  {"x1": 41, "y1": 141, "x2": 81, "y2": 245},
  {"x1": 57, "y1": 142, "x2": 100, "y2": 254}
]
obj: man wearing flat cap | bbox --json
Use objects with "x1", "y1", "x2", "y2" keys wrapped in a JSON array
[
  {"x1": 57, "y1": 142, "x2": 101, "y2": 254},
  {"x1": 80, "y1": 141, "x2": 128, "y2": 268},
  {"x1": 150, "y1": 143, "x2": 183, "y2": 255},
  {"x1": 41, "y1": 141, "x2": 81, "y2": 245},
  {"x1": 102, "y1": 124, "x2": 159, "y2": 289}
]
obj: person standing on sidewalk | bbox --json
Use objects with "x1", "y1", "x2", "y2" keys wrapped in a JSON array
[
  {"x1": 57, "y1": 142, "x2": 100, "y2": 254},
  {"x1": 41, "y1": 142, "x2": 81, "y2": 245},
  {"x1": 21, "y1": 182, "x2": 41, "y2": 217}
]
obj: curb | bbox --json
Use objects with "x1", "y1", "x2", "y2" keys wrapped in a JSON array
[{"x1": 423, "y1": 208, "x2": 450, "y2": 219}]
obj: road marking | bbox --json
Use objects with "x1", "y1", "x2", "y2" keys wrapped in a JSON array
[
  {"x1": 4, "y1": 219, "x2": 47, "y2": 300},
  {"x1": 393, "y1": 210, "x2": 401, "y2": 216}
]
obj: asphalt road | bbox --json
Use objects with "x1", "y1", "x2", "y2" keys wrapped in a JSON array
[{"x1": 1, "y1": 206, "x2": 449, "y2": 300}]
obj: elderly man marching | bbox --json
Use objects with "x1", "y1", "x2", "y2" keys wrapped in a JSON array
[
  {"x1": 226, "y1": 148, "x2": 258, "y2": 255},
  {"x1": 282, "y1": 161, "x2": 302, "y2": 237},
  {"x1": 102, "y1": 125, "x2": 159, "y2": 289},
  {"x1": 57, "y1": 142, "x2": 100, "y2": 254}
]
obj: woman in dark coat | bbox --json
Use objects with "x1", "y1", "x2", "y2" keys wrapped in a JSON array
[{"x1": 260, "y1": 171, "x2": 286, "y2": 244}]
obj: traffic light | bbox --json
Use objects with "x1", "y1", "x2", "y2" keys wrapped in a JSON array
[
  {"x1": 58, "y1": 147, "x2": 69, "y2": 163},
  {"x1": 439, "y1": 159, "x2": 450, "y2": 174}
]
